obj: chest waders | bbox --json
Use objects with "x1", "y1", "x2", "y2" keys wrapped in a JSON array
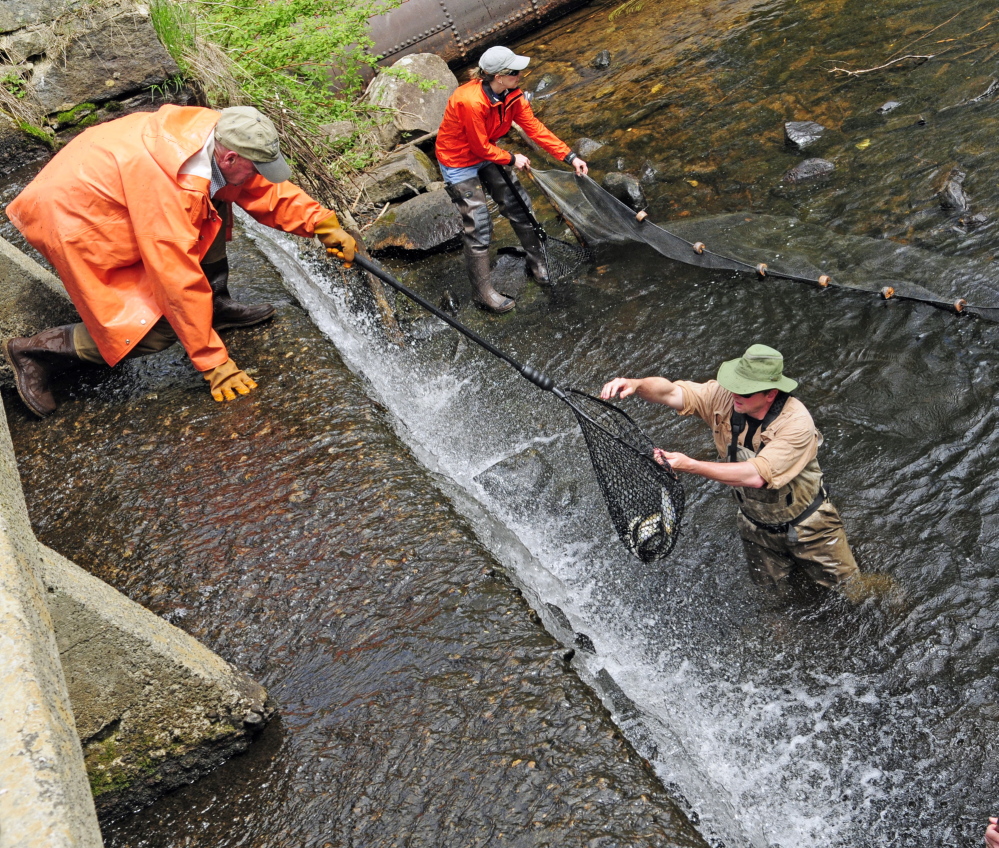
[{"x1": 728, "y1": 393, "x2": 826, "y2": 543}]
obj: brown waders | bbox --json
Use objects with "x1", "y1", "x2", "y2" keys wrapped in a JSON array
[
  {"x1": 737, "y1": 499, "x2": 859, "y2": 592},
  {"x1": 445, "y1": 163, "x2": 549, "y2": 313}
]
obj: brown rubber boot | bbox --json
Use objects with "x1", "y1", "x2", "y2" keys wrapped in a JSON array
[
  {"x1": 3, "y1": 325, "x2": 80, "y2": 417},
  {"x1": 203, "y1": 258, "x2": 275, "y2": 330},
  {"x1": 466, "y1": 247, "x2": 515, "y2": 314}
]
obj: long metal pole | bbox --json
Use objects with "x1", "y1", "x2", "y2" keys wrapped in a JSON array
[{"x1": 348, "y1": 254, "x2": 564, "y2": 397}]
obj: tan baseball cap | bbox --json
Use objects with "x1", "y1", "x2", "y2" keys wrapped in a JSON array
[{"x1": 215, "y1": 106, "x2": 291, "y2": 183}]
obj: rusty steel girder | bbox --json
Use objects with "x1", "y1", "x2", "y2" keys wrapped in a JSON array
[{"x1": 368, "y1": 0, "x2": 592, "y2": 68}]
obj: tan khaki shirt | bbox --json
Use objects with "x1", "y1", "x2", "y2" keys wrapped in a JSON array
[{"x1": 673, "y1": 380, "x2": 823, "y2": 489}]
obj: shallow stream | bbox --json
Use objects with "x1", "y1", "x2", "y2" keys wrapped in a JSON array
[{"x1": 4, "y1": 0, "x2": 999, "y2": 845}]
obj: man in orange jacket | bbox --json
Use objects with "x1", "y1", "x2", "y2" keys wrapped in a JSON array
[
  {"x1": 4, "y1": 104, "x2": 356, "y2": 417},
  {"x1": 436, "y1": 45, "x2": 587, "y2": 313}
]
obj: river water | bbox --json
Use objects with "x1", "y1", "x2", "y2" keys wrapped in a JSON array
[
  {"x1": 4, "y1": 0, "x2": 999, "y2": 845},
  {"x1": 248, "y1": 0, "x2": 998, "y2": 844}
]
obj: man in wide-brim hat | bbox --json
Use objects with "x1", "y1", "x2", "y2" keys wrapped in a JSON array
[{"x1": 601, "y1": 344, "x2": 859, "y2": 593}]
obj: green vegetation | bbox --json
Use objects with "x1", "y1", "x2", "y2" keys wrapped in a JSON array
[
  {"x1": 15, "y1": 120, "x2": 55, "y2": 148},
  {"x1": 150, "y1": 0, "x2": 404, "y2": 206}
]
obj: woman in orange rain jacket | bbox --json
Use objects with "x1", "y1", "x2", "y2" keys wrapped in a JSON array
[
  {"x1": 4, "y1": 104, "x2": 355, "y2": 418},
  {"x1": 436, "y1": 45, "x2": 587, "y2": 313}
]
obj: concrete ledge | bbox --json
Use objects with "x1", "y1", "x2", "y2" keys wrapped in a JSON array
[
  {"x1": 0, "y1": 234, "x2": 275, "y2": 835},
  {"x1": 39, "y1": 542, "x2": 274, "y2": 818},
  {"x1": 0, "y1": 399, "x2": 103, "y2": 848},
  {"x1": 0, "y1": 236, "x2": 77, "y2": 354}
]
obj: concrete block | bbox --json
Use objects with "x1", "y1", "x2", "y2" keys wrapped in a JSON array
[
  {"x1": 0, "y1": 236, "x2": 77, "y2": 375},
  {"x1": 0, "y1": 399, "x2": 103, "y2": 848},
  {"x1": 39, "y1": 542, "x2": 274, "y2": 818}
]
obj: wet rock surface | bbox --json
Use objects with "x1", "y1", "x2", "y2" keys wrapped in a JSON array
[
  {"x1": 782, "y1": 157, "x2": 835, "y2": 183},
  {"x1": 783, "y1": 120, "x2": 825, "y2": 151},
  {"x1": 5, "y1": 230, "x2": 705, "y2": 848},
  {"x1": 365, "y1": 187, "x2": 463, "y2": 253}
]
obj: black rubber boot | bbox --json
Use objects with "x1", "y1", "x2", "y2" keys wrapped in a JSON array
[
  {"x1": 466, "y1": 247, "x2": 515, "y2": 313},
  {"x1": 3, "y1": 325, "x2": 80, "y2": 418},
  {"x1": 203, "y1": 258, "x2": 276, "y2": 330},
  {"x1": 510, "y1": 222, "x2": 550, "y2": 283}
]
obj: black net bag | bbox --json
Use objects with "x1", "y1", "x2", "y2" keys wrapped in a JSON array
[
  {"x1": 562, "y1": 389, "x2": 685, "y2": 562},
  {"x1": 539, "y1": 229, "x2": 593, "y2": 286}
]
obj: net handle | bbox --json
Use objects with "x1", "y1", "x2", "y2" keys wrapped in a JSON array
[
  {"x1": 496, "y1": 165, "x2": 549, "y2": 243},
  {"x1": 347, "y1": 254, "x2": 561, "y2": 394}
]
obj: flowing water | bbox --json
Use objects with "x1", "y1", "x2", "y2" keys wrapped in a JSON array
[
  {"x1": 246, "y1": 0, "x2": 999, "y2": 844},
  {"x1": 4, "y1": 0, "x2": 999, "y2": 845}
]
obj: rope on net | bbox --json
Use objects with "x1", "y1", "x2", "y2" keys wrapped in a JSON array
[{"x1": 530, "y1": 170, "x2": 999, "y2": 322}]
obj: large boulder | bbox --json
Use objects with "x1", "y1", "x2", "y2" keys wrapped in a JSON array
[
  {"x1": 365, "y1": 188, "x2": 462, "y2": 253},
  {"x1": 0, "y1": 0, "x2": 75, "y2": 30},
  {"x1": 26, "y1": 3, "x2": 179, "y2": 114},
  {"x1": 357, "y1": 146, "x2": 440, "y2": 206},
  {"x1": 365, "y1": 53, "x2": 458, "y2": 150}
]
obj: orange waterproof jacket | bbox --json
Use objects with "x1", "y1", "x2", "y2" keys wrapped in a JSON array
[
  {"x1": 6, "y1": 105, "x2": 332, "y2": 371},
  {"x1": 435, "y1": 80, "x2": 571, "y2": 169}
]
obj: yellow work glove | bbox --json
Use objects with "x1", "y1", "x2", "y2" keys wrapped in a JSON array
[
  {"x1": 201, "y1": 358, "x2": 258, "y2": 402},
  {"x1": 314, "y1": 212, "x2": 356, "y2": 267}
]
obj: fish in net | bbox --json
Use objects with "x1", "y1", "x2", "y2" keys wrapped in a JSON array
[
  {"x1": 561, "y1": 388, "x2": 685, "y2": 562},
  {"x1": 530, "y1": 169, "x2": 999, "y2": 322},
  {"x1": 343, "y1": 253, "x2": 685, "y2": 563}
]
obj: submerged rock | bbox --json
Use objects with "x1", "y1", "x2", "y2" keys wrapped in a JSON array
[
  {"x1": 602, "y1": 172, "x2": 646, "y2": 210},
  {"x1": 592, "y1": 49, "x2": 611, "y2": 70},
  {"x1": 877, "y1": 100, "x2": 902, "y2": 114},
  {"x1": 532, "y1": 73, "x2": 562, "y2": 99},
  {"x1": 365, "y1": 189, "x2": 462, "y2": 252},
  {"x1": 623, "y1": 97, "x2": 672, "y2": 124},
  {"x1": 784, "y1": 120, "x2": 826, "y2": 151},
  {"x1": 938, "y1": 167, "x2": 970, "y2": 212},
  {"x1": 577, "y1": 137, "x2": 606, "y2": 159},
  {"x1": 782, "y1": 158, "x2": 835, "y2": 183}
]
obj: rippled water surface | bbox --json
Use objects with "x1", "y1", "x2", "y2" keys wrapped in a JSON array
[
  {"x1": 5, "y1": 0, "x2": 999, "y2": 845},
  {"x1": 255, "y1": 0, "x2": 999, "y2": 844}
]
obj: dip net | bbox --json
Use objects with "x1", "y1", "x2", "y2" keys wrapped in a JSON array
[
  {"x1": 561, "y1": 388, "x2": 685, "y2": 562},
  {"x1": 539, "y1": 229, "x2": 592, "y2": 287},
  {"x1": 531, "y1": 170, "x2": 999, "y2": 322}
]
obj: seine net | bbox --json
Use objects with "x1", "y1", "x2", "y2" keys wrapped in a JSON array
[
  {"x1": 530, "y1": 170, "x2": 999, "y2": 322},
  {"x1": 561, "y1": 388, "x2": 685, "y2": 562}
]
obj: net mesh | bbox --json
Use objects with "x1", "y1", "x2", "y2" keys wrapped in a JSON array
[
  {"x1": 540, "y1": 232, "x2": 593, "y2": 286},
  {"x1": 562, "y1": 389, "x2": 685, "y2": 562},
  {"x1": 531, "y1": 170, "x2": 999, "y2": 321}
]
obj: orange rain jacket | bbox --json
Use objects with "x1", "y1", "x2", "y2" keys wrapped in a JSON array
[
  {"x1": 6, "y1": 105, "x2": 332, "y2": 371},
  {"x1": 435, "y1": 80, "x2": 571, "y2": 169}
]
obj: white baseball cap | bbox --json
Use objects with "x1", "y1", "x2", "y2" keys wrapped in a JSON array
[{"x1": 478, "y1": 46, "x2": 530, "y2": 74}]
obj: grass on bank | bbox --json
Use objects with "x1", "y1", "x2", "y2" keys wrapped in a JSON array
[{"x1": 149, "y1": 0, "x2": 402, "y2": 209}]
